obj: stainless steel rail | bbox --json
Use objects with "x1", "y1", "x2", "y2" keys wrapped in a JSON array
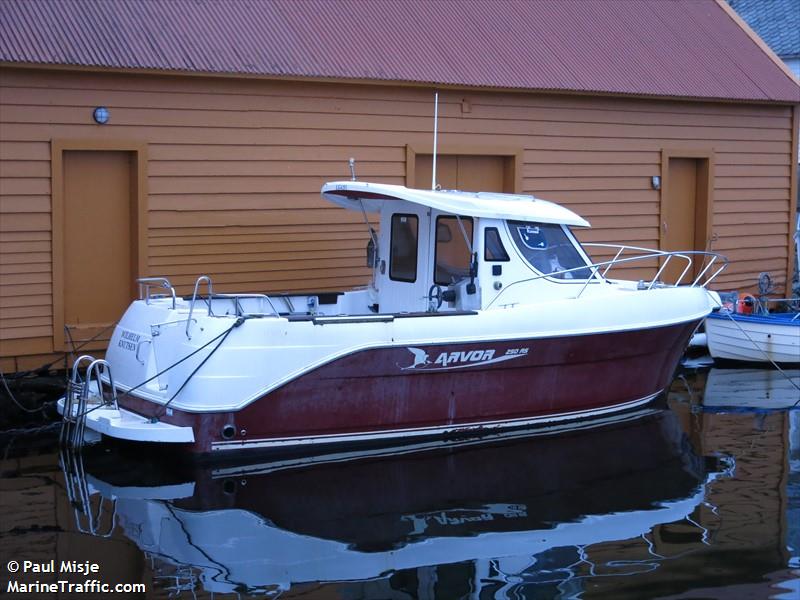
[
  {"x1": 581, "y1": 244, "x2": 728, "y2": 293},
  {"x1": 186, "y1": 275, "x2": 213, "y2": 339},
  {"x1": 184, "y1": 276, "x2": 282, "y2": 338},
  {"x1": 487, "y1": 247, "x2": 728, "y2": 308},
  {"x1": 137, "y1": 277, "x2": 176, "y2": 309},
  {"x1": 212, "y1": 293, "x2": 281, "y2": 317}
]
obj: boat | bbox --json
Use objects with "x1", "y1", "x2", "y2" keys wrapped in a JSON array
[
  {"x1": 703, "y1": 216, "x2": 800, "y2": 366},
  {"x1": 705, "y1": 296, "x2": 800, "y2": 365},
  {"x1": 58, "y1": 179, "x2": 726, "y2": 456},
  {"x1": 63, "y1": 410, "x2": 728, "y2": 596}
]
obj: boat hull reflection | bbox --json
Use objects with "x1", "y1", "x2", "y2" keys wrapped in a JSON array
[{"x1": 79, "y1": 409, "x2": 723, "y2": 595}]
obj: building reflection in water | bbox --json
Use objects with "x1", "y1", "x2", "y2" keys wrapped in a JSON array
[
  {"x1": 1, "y1": 369, "x2": 797, "y2": 599},
  {"x1": 661, "y1": 369, "x2": 799, "y2": 600}
]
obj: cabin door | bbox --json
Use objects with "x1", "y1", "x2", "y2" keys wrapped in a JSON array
[{"x1": 380, "y1": 205, "x2": 432, "y2": 313}]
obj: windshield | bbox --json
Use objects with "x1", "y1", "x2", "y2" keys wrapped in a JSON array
[{"x1": 507, "y1": 221, "x2": 593, "y2": 279}]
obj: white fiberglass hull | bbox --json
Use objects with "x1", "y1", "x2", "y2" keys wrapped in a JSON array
[
  {"x1": 705, "y1": 312, "x2": 800, "y2": 364},
  {"x1": 69, "y1": 284, "x2": 715, "y2": 454}
]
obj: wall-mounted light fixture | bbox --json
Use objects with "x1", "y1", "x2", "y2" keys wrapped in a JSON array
[
  {"x1": 651, "y1": 175, "x2": 661, "y2": 190},
  {"x1": 93, "y1": 106, "x2": 110, "y2": 124}
]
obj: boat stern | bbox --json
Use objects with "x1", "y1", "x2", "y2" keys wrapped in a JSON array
[{"x1": 57, "y1": 396, "x2": 195, "y2": 445}]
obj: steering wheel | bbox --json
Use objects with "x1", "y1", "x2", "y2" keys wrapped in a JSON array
[{"x1": 427, "y1": 284, "x2": 443, "y2": 311}]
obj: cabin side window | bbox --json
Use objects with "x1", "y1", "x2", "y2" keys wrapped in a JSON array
[
  {"x1": 390, "y1": 214, "x2": 419, "y2": 282},
  {"x1": 484, "y1": 227, "x2": 510, "y2": 262},
  {"x1": 434, "y1": 216, "x2": 473, "y2": 285},
  {"x1": 508, "y1": 221, "x2": 592, "y2": 279}
]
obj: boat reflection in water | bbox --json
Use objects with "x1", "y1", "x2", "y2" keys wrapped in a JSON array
[
  {"x1": 702, "y1": 367, "x2": 800, "y2": 411},
  {"x1": 73, "y1": 408, "x2": 727, "y2": 597}
]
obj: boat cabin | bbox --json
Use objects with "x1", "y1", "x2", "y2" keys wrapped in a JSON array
[
  {"x1": 308, "y1": 181, "x2": 598, "y2": 315},
  {"x1": 175, "y1": 180, "x2": 605, "y2": 321}
]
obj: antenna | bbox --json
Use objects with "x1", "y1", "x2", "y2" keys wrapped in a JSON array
[
  {"x1": 431, "y1": 92, "x2": 439, "y2": 191},
  {"x1": 348, "y1": 157, "x2": 356, "y2": 181}
]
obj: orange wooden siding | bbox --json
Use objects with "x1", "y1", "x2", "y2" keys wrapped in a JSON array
[{"x1": 0, "y1": 67, "x2": 796, "y2": 365}]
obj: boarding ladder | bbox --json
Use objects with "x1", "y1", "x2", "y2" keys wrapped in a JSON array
[{"x1": 60, "y1": 355, "x2": 119, "y2": 449}]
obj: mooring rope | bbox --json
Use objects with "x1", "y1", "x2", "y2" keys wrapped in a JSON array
[
  {"x1": 66, "y1": 316, "x2": 246, "y2": 424},
  {"x1": 150, "y1": 316, "x2": 245, "y2": 422}
]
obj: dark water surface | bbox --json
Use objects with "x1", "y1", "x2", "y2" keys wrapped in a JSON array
[{"x1": 1, "y1": 367, "x2": 798, "y2": 599}]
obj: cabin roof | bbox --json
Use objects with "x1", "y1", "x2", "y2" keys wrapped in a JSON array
[
  {"x1": 321, "y1": 182, "x2": 591, "y2": 227},
  {"x1": 1, "y1": 0, "x2": 798, "y2": 103}
]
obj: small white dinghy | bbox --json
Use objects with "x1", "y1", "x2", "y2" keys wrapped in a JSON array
[{"x1": 705, "y1": 295, "x2": 800, "y2": 365}]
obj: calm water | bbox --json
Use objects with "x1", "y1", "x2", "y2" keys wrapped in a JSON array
[{"x1": 1, "y1": 366, "x2": 798, "y2": 599}]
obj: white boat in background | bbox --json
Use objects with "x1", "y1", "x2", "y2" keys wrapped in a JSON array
[
  {"x1": 705, "y1": 306, "x2": 800, "y2": 365},
  {"x1": 59, "y1": 179, "x2": 726, "y2": 456},
  {"x1": 705, "y1": 218, "x2": 800, "y2": 366},
  {"x1": 703, "y1": 368, "x2": 800, "y2": 411}
]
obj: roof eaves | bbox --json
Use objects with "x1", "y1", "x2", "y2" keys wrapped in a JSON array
[{"x1": 2, "y1": 58, "x2": 798, "y2": 107}]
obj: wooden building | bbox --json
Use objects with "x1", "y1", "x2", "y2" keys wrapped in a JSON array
[{"x1": 0, "y1": 0, "x2": 798, "y2": 371}]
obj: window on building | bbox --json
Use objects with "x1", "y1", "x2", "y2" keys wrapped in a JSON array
[{"x1": 390, "y1": 214, "x2": 419, "y2": 282}]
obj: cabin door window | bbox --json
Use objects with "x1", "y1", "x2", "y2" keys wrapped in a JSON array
[
  {"x1": 434, "y1": 216, "x2": 474, "y2": 285},
  {"x1": 389, "y1": 214, "x2": 419, "y2": 282}
]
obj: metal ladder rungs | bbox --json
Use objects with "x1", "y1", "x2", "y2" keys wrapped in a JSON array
[{"x1": 60, "y1": 356, "x2": 119, "y2": 449}]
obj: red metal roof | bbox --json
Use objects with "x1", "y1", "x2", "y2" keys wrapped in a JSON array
[{"x1": 1, "y1": 0, "x2": 798, "y2": 103}]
